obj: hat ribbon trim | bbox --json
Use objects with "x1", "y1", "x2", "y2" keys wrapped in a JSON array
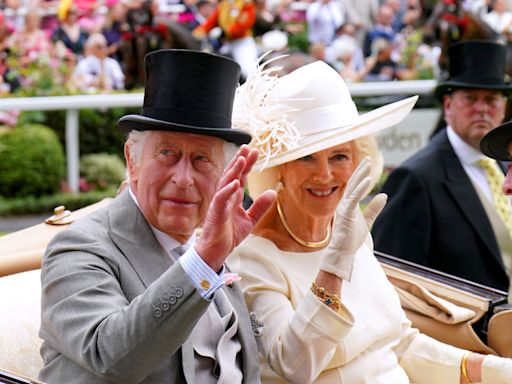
[{"x1": 293, "y1": 101, "x2": 359, "y2": 135}]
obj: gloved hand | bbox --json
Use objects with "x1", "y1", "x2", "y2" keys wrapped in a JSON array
[
  {"x1": 319, "y1": 157, "x2": 387, "y2": 282},
  {"x1": 482, "y1": 354, "x2": 512, "y2": 383}
]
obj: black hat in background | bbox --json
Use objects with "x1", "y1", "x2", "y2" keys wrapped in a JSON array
[
  {"x1": 118, "y1": 49, "x2": 252, "y2": 145},
  {"x1": 480, "y1": 120, "x2": 512, "y2": 160},
  {"x1": 435, "y1": 40, "x2": 512, "y2": 100}
]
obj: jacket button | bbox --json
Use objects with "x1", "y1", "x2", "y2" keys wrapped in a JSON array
[
  {"x1": 161, "y1": 301, "x2": 170, "y2": 311},
  {"x1": 169, "y1": 295, "x2": 177, "y2": 305},
  {"x1": 175, "y1": 287, "x2": 184, "y2": 298},
  {"x1": 153, "y1": 307, "x2": 163, "y2": 318}
]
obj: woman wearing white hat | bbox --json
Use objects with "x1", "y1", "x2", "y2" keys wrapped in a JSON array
[{"x1": 227, "y1": 58, "x2": 512, "y2": 383}]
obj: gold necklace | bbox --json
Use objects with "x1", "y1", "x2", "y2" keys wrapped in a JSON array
[{"x1": 276, "y1": 198, "x2": 331, "y2": 248}]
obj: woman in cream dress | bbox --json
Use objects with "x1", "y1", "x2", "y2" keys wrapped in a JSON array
[{"x1": 227, "y1": 58, "x2": 512, "y2": 383}]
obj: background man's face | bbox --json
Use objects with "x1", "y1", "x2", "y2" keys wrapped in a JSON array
[
  {"x1": 444, "y1": 89, "x2": 507, "y2": 150},
  {"x1": 128, "y1": 131, "x2": 225, "y2": 241}
]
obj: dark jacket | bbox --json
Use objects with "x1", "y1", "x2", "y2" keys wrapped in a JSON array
[{"x1": 372, "y1": 129, "x2": 509, "y2": 291}]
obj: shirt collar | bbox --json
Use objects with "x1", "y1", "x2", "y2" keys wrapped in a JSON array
[
  {"x1": 446, "y1": 125, "x2": 485, "y2": 166},
  {"x1": 128, "y1": 187, "x2": 196, "y2": 252}
]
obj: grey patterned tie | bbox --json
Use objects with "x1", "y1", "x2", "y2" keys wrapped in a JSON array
[{"x1": 172, "y1": 244, "x2": 188, "y2": 259}]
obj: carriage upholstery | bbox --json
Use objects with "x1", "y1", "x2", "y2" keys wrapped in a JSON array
[{"x1": 1, "y1": 198, "x2": 512, "y2": 380}]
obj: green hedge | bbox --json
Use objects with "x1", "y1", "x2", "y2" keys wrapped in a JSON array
[
  {"x1": 0, "y1": 124, "x2": 65, "y2": 198},
  {"x1": 0, "y1": 188, "x2": 116, "y2": 216},
  {"x1": 21, "y1": 106, "x2": 138, "y2": 158}
]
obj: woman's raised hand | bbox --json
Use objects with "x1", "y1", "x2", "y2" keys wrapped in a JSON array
[{"x1": 319, "y1": 157, "x2": 387, "y2": 281}]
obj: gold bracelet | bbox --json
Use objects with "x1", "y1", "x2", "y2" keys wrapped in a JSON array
[
  {"x1": 461, "y1": 352, "x2": 472, "y2": 383},
  {"x1": 311, "y1": 282, "x2": 341, "y2": 312}
]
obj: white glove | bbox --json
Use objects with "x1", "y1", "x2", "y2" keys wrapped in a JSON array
[
  {"x1": 482, "y1": 354, "x2": 512, "y2": 383},
  {"x1": 319, "y1": 157, "x2": 387, "y2": 282}
]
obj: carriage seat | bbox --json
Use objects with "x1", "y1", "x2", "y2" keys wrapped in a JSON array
[{"x1": 0, "y1": 269, "x2": 43, "y2": 379}]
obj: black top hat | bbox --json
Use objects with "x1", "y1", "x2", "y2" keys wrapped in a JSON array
[
  {"x1": 118, "y1": 49, "x2": 252, "y2": 145},
  {"x1": 480, "y1": 120, "x2": 512, "y2": 160},
  {"x1": 435, "y1": 40, "x2": 512, "y2": 100}
]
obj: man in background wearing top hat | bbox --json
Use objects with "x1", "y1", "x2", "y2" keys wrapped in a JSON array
[
  {"x1": 372, "y1": 40, "x2": 512, "y2": 293},
  {"x1": 38, "y1": 49, "x2": 276, "y2": 383},
  {"x1": 480, "y1": 120, "x2": 512, "y2": 300}
]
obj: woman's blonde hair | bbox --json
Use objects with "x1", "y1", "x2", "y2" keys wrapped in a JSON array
[{"x1": 247, "y1": 134, "x2": 383, "y2": 198}]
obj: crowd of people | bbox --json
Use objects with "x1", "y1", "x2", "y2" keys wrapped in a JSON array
[{"x1": 2, "y1": 0, "x2": 512, "y2": 96}]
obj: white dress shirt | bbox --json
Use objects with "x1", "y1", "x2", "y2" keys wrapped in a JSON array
[
  {"x1": 447, "y1": 125, "x2": 493, "y2": 202},
  {"x1": 128, "y1": 188, "x2": 224, "y2": 298}
]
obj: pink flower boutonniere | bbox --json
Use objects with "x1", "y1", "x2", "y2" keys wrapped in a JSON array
[{"x1": 224, "y1": 272, "x2": 241, "y2": 288}]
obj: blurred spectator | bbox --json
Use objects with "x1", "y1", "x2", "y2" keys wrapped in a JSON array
[
  {"x1": 71, "y1": 32, "x2": 125, "y2": 91},
  {"x1": 52, "y1": 0, "x2": 89, "y2": 59},
  {"x1": 102, "y1": 2, "x2": 128, "y2": 60},
  {"x1": 363, "y1": 4, "x2": 396, "y2": 57},
  {"x1": 6, "y1": 10, "x2": 51, "y2": 64},
  {"x1": 482, "y1": 0, "x2": 512, "y2": 35},
  {"x1": 35, "y1": 0, "x2": 61, "y2": 33},
  {"x1": 176, "y1": 0, "x2": 213, "y2": 30},
  {"x1": 0, "y1": 10, "x2": 18, "y2": 93},
  {"x1": 326, "y1": 23, "x2": 366, "y2": 81},
  {"x1": 121, "y1": 0, "x2": 162, "y2": 89},
  {"x1": 4, "y1": 0, "x2": 28, "y2": 31},
  {"x1": 253, "y1": 0, "x2": 280, "y2": 37},
  {"x1": 309, "y1": 41, "x2": 327, "y2": 61},
  {"x1": 345, "y1": 0, "x2": 378, "y2": 47},
  {"x1": 74, "y1": 0, "x2": 106, "y2": 33},
  {"x1": 306, "y1": 0, "x2": 344, "y2": 46},
  {"x1": 193, "y1": 0, "x2": 258, "y2": 79},
  {"x1": 363, "y1": 37, "x2": 398, "y2": 80}
]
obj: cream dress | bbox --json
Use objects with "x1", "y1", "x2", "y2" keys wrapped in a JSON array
[{"x1": 227, "y1": 234, "x2": 467, "y2": 384}]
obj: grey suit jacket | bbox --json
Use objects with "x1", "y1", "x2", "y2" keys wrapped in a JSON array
[{"x1": 39, "y1": 191, "x2": 260, "y2": 383}]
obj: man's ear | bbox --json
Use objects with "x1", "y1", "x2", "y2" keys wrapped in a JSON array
[
  {"x1": 443, "y1": 94, "x2": 453, "y2": 121},
  {"x1": 124, "y1": 143, "x2": 138, "y2": 184}
]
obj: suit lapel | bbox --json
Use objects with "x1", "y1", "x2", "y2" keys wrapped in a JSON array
[
  {"x1": 438, "y1": 132, "x2": 503, "y2": 266},
  {"x1": 222, "y1": 283, "x2": 259, "y2": 383},
  {"x1": 107, "y1": 191, "x2": 172, "y2": 288}
]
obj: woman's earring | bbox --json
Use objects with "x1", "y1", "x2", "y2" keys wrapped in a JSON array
[{"x1": 276, "y1": 174, "x2": 284, "y2": 193}]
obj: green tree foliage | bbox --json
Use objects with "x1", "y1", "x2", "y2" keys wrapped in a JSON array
[
  {"x1": 0, "y1": 124, "x2": 65, "y2": 198},
  {"x1": 80, "y1": 153, "x2": 126, "y2": 191}
]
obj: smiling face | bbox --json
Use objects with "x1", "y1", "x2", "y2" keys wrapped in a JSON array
[
  {"x1": 126, "y1": 131, "x2": 225, "y2": 242},
  {"x1": 279, "y1": 142, "x2": 357, "y2": 220},
  {"x1": 444, "y1": 89, "x2": 507, "y2": 150}
]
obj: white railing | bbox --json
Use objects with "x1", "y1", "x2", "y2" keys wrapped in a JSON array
[{"x1": 0, "y1": 80, "x2": 438, "y2": 192}]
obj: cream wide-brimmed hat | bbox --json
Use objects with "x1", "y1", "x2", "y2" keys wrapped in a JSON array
[{"x1": 232, "y1": 58, "x2": 418, "y2": 197}]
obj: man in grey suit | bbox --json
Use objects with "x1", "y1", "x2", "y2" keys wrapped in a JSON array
[{"x1": 38, "y1": 49, "x2": 276, "y2": 383}]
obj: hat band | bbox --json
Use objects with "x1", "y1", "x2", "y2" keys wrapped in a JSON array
[
  {"x1": 293, "y1": 101, "x2": 359, "y2": 136},
  {"x1": 142, "y1": 107, "x2": 231, "y2": 129}
]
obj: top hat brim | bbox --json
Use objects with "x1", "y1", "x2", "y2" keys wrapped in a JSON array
[
  {"x1": 118, "y1": 114, "x2": 252, "y2": 146},
  {"x1": 435, "y1": 81, "x2": 512, "y2": 100},
  {"x1": 480, "y1": 121, "x2": 512, "y2": 161}
]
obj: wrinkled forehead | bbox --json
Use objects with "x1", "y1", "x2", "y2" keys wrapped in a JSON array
[{"x1": 149, "y1": 130, "x2": 225, "y2": 151}]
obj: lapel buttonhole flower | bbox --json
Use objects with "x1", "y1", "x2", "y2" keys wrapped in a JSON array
[{"x1": 224, "y1": 272, "x2": 241, "y2": 288}]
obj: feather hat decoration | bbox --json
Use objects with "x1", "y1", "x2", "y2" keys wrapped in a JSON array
[
  {"x1": 233, "y1": 57, "x2": 418, "y2": 172},
  {"x1": 233, "y1": 54, "x2": 303, "y2": 170}
]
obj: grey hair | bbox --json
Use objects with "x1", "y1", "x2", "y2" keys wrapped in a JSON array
[
  {"x1": 247, "y1": 134, "x2": 383, "y2": 198},
  {"x1": 125, "y1": 130, "x2": 239, "y2": 168}
]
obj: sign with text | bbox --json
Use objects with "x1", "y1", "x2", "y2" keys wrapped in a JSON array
[{"x1": 377, "y1": 109, "x2": 441, "y2": 168}]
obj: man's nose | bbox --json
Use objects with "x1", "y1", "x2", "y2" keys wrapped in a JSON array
[
  {"x1": 502, "y1": 168, "x2": 512, "y2": 195},
  {"x1": 171, "y1": 157, "x2": 194, "y2": 188}
]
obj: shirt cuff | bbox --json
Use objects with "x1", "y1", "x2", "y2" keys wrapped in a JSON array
[{"x1": 179, "y1": 246, "x2": 225, "y2": 299}]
